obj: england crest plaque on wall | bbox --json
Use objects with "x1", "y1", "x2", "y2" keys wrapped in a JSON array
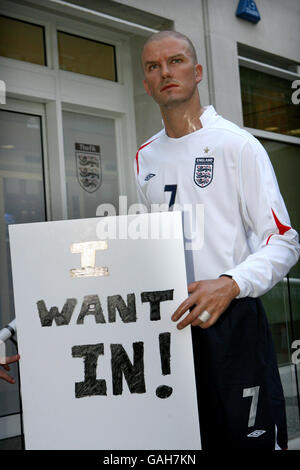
[{"x1": 75, "y1": 142, "x2": 102, "y2": 193}]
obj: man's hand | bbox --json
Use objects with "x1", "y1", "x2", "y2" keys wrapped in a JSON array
[
  {"x1": 171, "y1": 276, "x2": 240, "y2": 329},
  {"x1": 0, "y1": 354, "x2": 20, "y2": 384}
]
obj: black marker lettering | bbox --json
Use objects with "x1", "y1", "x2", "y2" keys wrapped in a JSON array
[
  {"x1": 111, "y1": 342, "x2": 146, "y2": 395},
  {"x1": 37, "y1": 299, "x2": 77, "y2": 326},
  {"x1": 72, "y1": 343, "x2": 107, "y2": 398},
  {"x1": 77, "y1": 295, "x2": 106, "y2": 324},
  {"x1": 156, "y1": 332, "x2": 173, "y2": 399},
  {"x1": 141, "y1": 290, "x2": 174, "y2": 321},
  {"x1": 107, "y1": 294, "x2": 137, "y2": 323}
]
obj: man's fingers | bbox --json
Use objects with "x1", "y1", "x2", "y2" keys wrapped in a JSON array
[
  {"x1": 188, "y1": 282, "x2": 199, "y2": 293},
  {"x1": 0, "y1": 370, "x2": 15, "y2": 384},
  {"x1": 172, "y1": 295, "x2": 198, "y2": 322},
  {"x1": 176, "y1": 305, "x2": 204, "y2": 330},
  {"x1": 0, "y1": 354, "x2": 19, "y2": 383},
  {"x1": 172, "y1": 282, "x2": 205, "y2": 322},
  {"x1": 192, "y1": 308, "x2": 225, "y2": 329},
  {"x1": 192, "y1": 311, "x2": 215, "y2": 328},
  {"x1": 3, "y1": 354, "x2": 20, "y2": 365},
  {"x1": 174, "y1": 278, "x2": 238, "y2": 331}
]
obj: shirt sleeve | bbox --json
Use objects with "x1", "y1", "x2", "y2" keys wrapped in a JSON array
[{"x1": 223, "y1": 137, "x2": 300, "y2": 298}]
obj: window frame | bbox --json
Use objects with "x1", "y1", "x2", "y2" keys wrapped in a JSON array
[
  {"x1": 0, "y1": 13, "x2": 48, "y2": 66},
  {"x1": 0, "y1": 0, "x2": 139, "y2": 221},
  {"x1": 0, "y1": 98, "x2": 51, "y2": 219},
  {"x1": 238, "y1": 56, "x2": 300, "y2": 145},
  {"x1": 239, "y1": 58, "x2": 300, "y2": 432},
  {"x1": 52, "y1": 18, "x2": 124, "y2": 84},
  {"x1": 61, "y1": 103, "x2": 127, "y2": 215},
  {"x1": 0, "y1": 98, "x2": 50, "y2": 440},
  {"x1": 238, "y1": 54, "x2": 300, "y2": 297},
  {"x1": 56, "y1": 29, "x2": 118, "y2": 82}
]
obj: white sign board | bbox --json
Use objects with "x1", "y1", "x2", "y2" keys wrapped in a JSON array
[{"x1": 9, "y1": 212, "x2": 201, "y2": 450}]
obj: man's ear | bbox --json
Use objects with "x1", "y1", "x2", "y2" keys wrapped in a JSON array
[
  {"x1": 195, "y1": 64, "x2": 202, "y2": 84},
  {"x1": 143, "y1": 79, "x2": 152, "y2": 97}
]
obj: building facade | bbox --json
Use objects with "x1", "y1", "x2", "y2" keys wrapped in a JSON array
[{"x1": 0, "y1": 0, "x2": 299, "y2": 446}]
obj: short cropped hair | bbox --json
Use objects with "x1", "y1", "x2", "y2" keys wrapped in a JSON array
[{"x1": 142, "y1": 30, "x2": 198, "y2": 65}]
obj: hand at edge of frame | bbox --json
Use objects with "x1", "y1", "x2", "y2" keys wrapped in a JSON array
[
  {"x1": 171, "y1": 276, "x2": 240, "y2": 330},
  {"x1": 0, "y1": 354, "x2": 20, "y2": 384}
]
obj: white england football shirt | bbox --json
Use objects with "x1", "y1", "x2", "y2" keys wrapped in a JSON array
[{"x1": 135, "y1": 106, "x2": 300, "y2": 298}]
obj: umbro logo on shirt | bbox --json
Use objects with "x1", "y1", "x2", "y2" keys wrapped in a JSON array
[
  {"x1": 144, "y1": 173, "x2": 156, "y2": 181},
  {"x1": 247, "y1": 430, "x2": 266, "y2": 438}
]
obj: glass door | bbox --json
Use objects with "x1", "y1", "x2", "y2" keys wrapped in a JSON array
[
  {"x1": 0, "y1": 106, "x2": 47, "y2": 440},
  {"x1": 62, "y1": 110, "x2": 119, "y2": 219},
  {"x1": 259, "y1": 138, "x2": 300, "y2": 441}
]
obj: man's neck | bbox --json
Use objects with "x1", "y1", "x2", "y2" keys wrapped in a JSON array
[{"x1": 160, "y1": 96, "x2": 205, "y2": 138}]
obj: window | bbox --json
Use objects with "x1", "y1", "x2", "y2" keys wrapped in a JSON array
[
  {"x1": 0, "y1": 109, "x2": 46, "y2": 420},
  {"x1": 258, "y1": 139, "x2": 300, "y2": 279},
  {"x1": 0, "y1": 15, "x2": 46, "y2": 66},
  {"x1": 259, "y1": 138, "x2": 300, "y2": 368},
  {"x1": 259, "y1": 137, "x2": 300, "y2": 439},
  {"x1": 62, "y1": 111, "x2": 119, "y2": 219},
  {"x1": 57, "y1": 31, "x2": 117, "y2": 81},
  {"x1": 239, "y1": 52, "x2": 300, "y2": 439},
  {"x1": 240, "y1": 66, "x2": 300, "y2": 136}
]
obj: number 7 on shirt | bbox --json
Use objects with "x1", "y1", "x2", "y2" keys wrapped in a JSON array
[{"x1": 164, "y1": 184, "x2": 177, "y2": 210}]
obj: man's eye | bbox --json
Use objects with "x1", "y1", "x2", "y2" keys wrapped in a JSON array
[
  {"x1": 149, "y1": 64, "x2": 158, "y2": 71},
  {"x1": 172, "y1": 58, "x2": 182, "y2": 64}
]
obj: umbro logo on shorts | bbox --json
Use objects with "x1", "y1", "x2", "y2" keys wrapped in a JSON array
[
  {"x1": 247, "y1": 430, "x2": 266, "y2": 438},
  {"x1": 144, "y1": 173, "x2": 156, "y2": 181}
]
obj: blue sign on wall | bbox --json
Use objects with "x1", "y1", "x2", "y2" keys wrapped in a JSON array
[{"x1": 236, "y1": 0, "x2": 261, "y2": 24}]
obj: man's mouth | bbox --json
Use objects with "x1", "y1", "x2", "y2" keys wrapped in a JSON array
[{"x1": 160, "y1": 83, "x2": 179, "y2": 92}]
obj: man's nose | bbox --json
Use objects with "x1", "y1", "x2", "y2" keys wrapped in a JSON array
[{"x1": 161, "y1": 62, "x2": 171, "y2": 78}]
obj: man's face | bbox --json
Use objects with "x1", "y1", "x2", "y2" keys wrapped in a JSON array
[{"x1": 142, "y1": 36, "x2": 202, "y2": 109}]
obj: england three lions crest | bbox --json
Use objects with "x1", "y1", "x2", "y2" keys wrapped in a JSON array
[
  {"x1": 75, "y1": 143, "x2": 102, "y2": 193},
  {"x1": 194, "y1": 157, "x2": 214, "y2": 188}
]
